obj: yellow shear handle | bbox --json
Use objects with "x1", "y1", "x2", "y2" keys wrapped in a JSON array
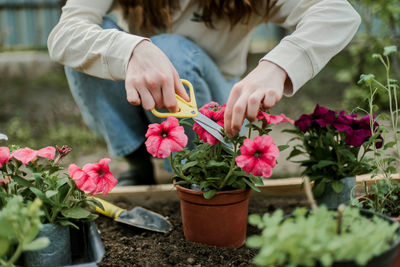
[
  {"x1": 151, "y1": 79, "x2": 198, "y2": 118},
  {"x1": 91, "y1": 197, "x2": 126, "y2": 219}
]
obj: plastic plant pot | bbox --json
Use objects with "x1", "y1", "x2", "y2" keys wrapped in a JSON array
[
  {"x1": 316, "y1": 176, "x2": 356, "y2": 209},
  {"x1": 175, "y1": 184, "x2": 251, "y2": 248}
]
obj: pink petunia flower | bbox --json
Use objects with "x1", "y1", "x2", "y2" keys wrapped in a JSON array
[
  {"x1": 69, "y1": 158, "x2": 117, "y2": 195},
  {"x1": 0, "y1": 147, "x2": 11, "y2": 168},
  {"x1": 12, "y1": 147, "x2": 37, "y2": 165},
  {"x1": 145, "y1": 117, "x2": 188, "y2": 158},
  {"x1": 36, "y1": 146, "x2": 56, "y2": 161},
  {"x1": 193, "y1": 102, "x2": 226, "y2": 145},
  {"x1": 236, "y1": 136, "x2": 279, "y2": 178},
  {"x1": 257, "y1": 111, "x2": 294, "y2": 125}
]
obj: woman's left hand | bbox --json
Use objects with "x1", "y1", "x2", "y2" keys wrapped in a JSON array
[{"x1": 224, "y1": 60, "x2": 287, "y2": 138}]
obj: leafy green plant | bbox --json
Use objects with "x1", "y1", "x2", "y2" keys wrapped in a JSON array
[
  {"x1": 352, "y1": 46, "x2": 400, "y2": 216},
  {"x1": 247, "y1": 206, "x2": 398, "y2": 267},
  {"x1": 0, "y1": 145, "x2": 108, "y2": 228},
  {"x1": 0, "y1": 196, "x2": 49, "y2": 267}
]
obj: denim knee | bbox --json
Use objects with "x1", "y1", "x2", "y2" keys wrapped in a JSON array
[{"x1": 150, "y1": 34, "x2": 204, "y2": 78}]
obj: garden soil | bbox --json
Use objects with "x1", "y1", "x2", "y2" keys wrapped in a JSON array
[{"x1": 97, "y1": 194, "x2": 308, "y2": 267}]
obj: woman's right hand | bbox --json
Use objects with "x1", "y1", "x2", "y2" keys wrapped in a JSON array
[{"x1": 125, "y1": 40, "x2": 189, "y2": 112}]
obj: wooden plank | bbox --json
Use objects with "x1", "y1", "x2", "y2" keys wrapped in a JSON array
[{"x1": 99, "y1": 174, "x2": 400, "y2": 204}]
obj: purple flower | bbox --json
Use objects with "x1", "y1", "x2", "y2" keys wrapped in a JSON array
[
  {"x1": 333, "y1": 111, "x2": 357, "y2": 131},
  {"x1": 295, "y1": 104, "x2": 336, "y2": 132}
]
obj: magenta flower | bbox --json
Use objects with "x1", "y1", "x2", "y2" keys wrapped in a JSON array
[
  {"x1": 236, "y1": 136, "x2": 279, "y2": 178},
  {"x1": 345, "y1": 115, "x2": 383, "y2": 148},
  {"x1": 295, "y1": 104, "x2": 336, "y2": 132},
  {"x1": 145, "y1": 117, "x2": 188, "y2": 158},
  {"x1": 0, "y1": 147, "x2": 11, "y2": 168},
  {"x1": 69, "y1": 158, "x2": 117, "y2": 195},
  {"x1": 193, "y1": 102, "x2": 226, "y2": 145},
  {"x1": 257, "y1": 111, "x2": 294, "y2": 125}
]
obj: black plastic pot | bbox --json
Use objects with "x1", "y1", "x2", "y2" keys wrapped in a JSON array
[{"x1": 65, "y1": 221, "x2": 105, "y2": 267}]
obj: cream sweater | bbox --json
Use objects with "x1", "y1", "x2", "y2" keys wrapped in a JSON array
[{"x1": 48, "y1": 0, "x2": 361, "y2": 96}]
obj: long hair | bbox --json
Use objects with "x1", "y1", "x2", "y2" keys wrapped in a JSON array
[{"x1": 118, "y1": 0, "x2": 275, "y2": 35}]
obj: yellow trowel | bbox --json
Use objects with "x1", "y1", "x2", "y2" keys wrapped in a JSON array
[{"x1": 92, "y1": 197, "x2": 172, "y2": 233}]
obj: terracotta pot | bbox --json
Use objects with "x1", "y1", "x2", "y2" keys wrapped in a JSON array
[
  {"x1": 175, "y1": 184, "x2": 251, "y2": 248},
  {"x1": 392, "y1": 217, "x2": 400, "y2": 267}
]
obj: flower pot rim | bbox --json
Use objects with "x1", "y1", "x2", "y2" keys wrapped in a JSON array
[{"x1": 174, "y1": 183, "x2": 250, "y2": 196}]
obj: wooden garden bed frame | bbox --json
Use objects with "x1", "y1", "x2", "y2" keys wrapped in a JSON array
[{"x1": 99, "y1": 174, "x2": 400, "y2": 204}]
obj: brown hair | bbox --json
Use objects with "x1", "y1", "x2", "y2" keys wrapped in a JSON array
[{"x1": 118, "y1": 0, "x2": 275, "y2": 35}]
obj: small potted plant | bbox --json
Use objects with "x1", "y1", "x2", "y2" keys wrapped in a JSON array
[
  {"x1": 0, "y1": 196, "x2": 49, "y2": 267},
  {"x1": 351, "y1": 46, "x2": 400, "y2": 267},
  {"x1": 144, "y1": 101, "x2": 293, "y2": 248},
  {"x1": 286, "y1": 104, "x2": 383, "y2": 208},
  {"x1": 0, "y1": 144, "x2": 117, "y2": 266}
]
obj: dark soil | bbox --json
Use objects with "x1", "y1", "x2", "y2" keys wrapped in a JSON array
[{"x1": 96, "y1": 194, "x2": 308, "y2": 267}]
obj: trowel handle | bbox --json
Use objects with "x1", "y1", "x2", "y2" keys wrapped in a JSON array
[{"x1": 91, "y1": 197, "x2": 126, "y2": 219}]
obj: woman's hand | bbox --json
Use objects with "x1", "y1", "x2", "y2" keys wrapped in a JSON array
[
  {"x1": 224, "y1": 60, "x2": 287, "y2": 137},
  {"x1": 125, "y1": 40, "x2": 189, "y2": 112}
]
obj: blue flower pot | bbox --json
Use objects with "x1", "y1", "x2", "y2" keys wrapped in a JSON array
[
  {"x1": 23, "y1": 223, "x2": 71, "y2": 267},
  {"x1": 316, "y1": 177, "x2": 356, "y2": 209}
]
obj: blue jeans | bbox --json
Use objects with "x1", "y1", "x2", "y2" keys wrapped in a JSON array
[{"x1": 65, "y1": 18, "x2": 238, "y2": 158}]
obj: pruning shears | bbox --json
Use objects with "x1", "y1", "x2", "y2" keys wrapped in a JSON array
[{"x1": 151, "y1": 79, "x2": 233, "y2": 150}]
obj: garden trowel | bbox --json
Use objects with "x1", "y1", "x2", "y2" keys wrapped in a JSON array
[{"x1": 92, "y1": 197, "x2": 172, "y2": 233}]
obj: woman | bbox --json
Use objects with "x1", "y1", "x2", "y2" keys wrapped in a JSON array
[{"x1": 48, "y1": 0, "x2": 361, "y2": 185}]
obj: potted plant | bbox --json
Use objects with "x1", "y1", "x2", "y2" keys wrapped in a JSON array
[
  {"x1": 246, "y1": 205, "x2": 400, "y2": 267},
  {"x1": 144, "y1": 101, "x2": 293, "y2": 248},
  {"x1": 0, "y1": 144, "x2": 117, "y2": 266},
  {"x1": 0, "y1": 196, "x2": 49, "y2": 267},
  {"x1": 286, "y1": 104, "x2": 383, "y2": 208},
  {"x1": 350, "y1": 46, "x2": 400, "y2": 267}
]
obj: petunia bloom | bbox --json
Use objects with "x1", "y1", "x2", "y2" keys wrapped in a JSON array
[
  {"x1": 145, "y1": 117, "x2": 188, "y2": 158},
  {"x1": 295, "y1": 104, "x2": 336, "y2": 132},
  {"x1": 236, "y1": 136, "x2": 279, "y2": 178},
  {"x1": 0, "y1": 147, "x2": 11, "y2": 168},
  {"x1": 257, "y1": 111, "x2": 294, "y2": 125},
  {"x1": 36, "y1": 146, "x2": 56, "y2": 161},
  {"x1": 12, "y1": 147, "x2": 37, "y2": 165},
  {"x1": 12, "y1": 146, "x2": 56, "y2": 165},
  {"x1": 69, "y1": 158, "x2": 117, "y2": 195},
  {"x1": 193, "y1": 102, "x2": 226, "y2": 145}
]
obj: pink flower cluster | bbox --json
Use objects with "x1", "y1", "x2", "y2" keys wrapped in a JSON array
[
  {"x1": 68, "y1": 158, "x2": 117, "y2": 195},
  {"x1": 144, "y1": 101, "x2": 293, "y2": 179},
  {"x1": 0, "y1": 146, "x2": 55, "y2": 166}
]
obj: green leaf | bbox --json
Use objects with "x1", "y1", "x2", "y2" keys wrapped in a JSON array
[
  {"x1": 206, "y1": 160, "x2": 226, "y2": 168},
  {"x1": 203, "y1": 190, "x2": 217, "y2": 199},
  {"x1": 287, "y1": 148, "x2": 303, "y2": 160},
  {"x1": 383, "y1": 45, "x2": 397, "y2": 56},
  {"x1": 278, "y1": 145, "x2": 289, "y2": 151},
  {"x1": 12, "y1": 176, "x2": 33, "y2": 188},
  {"x1": 243, "y1": 178, "x2": 261, "y2": 192},
  {"x1": 45, "y1": 190, "x2": 58, "y2": 198},
  {"x1": 384, "y1": 141, "x2": 396, "y2": 150},
  {"x1": 23, "y1": 237, "x2": 50, "y2": 251},
  {"x1": 30, "y1": 187, "x2": 52, "y2": 204},
  {"x1": 312, "y1": 160, "x2": 336, "y2": 170},
  {"x1": 331, "y1": 180, "x2": 345, "y2": 193},
  {"x1": 32, "y1": 173, "x2": 42, "y2": 180},
  {"x1": 61, "y1": 207, "x2": 91, "y2": 219},
  {"x1": 249, "y1": 176, "x2": 264, "y2": 186},
  {"x1": 182, "y1": 161, "x2": 198, "y2": 171},
  {"x1": 0, "y1": 237, "x2": 10, "y2": 257},
  {"x1": 358, "y1": 74, "x2": 375, "y2": 86},
  {"x1": 312, "y1": 180, "x2": 326, "y2": 198}
]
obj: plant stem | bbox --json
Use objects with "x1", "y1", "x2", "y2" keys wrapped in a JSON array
[
  {"x1": 303, "y1": 177, "x2": 317, "y2": 211},
  {"x1": 168, "y1": 154, "x2": 184, "y2": 180},
  {"x1": 218, "y1": 141, "x2": 238, "y2": 189}
]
